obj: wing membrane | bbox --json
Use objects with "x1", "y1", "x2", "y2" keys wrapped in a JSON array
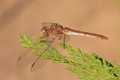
[
  {"x1": 17, "y1": 38, "x2": 49, "y2": 68},
  {"x1": 42, "y1": 22, "x2": 55, "y2": 28},
  {"x1": 17, "y1": 41, "x2": 40, "y2": 67},
  {"x1": 30, "y1": 35, "x2": 58, "y2": 72}
]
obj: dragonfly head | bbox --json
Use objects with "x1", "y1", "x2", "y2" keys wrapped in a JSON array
[{"x1": 40, "y1": 26, "x2": 49, "y2": 37}]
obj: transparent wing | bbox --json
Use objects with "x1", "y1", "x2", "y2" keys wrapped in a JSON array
[
  {"x1": 17, "y1": 34, "x2": 70, "y2": 72},
  {"x1": 17, "y1": 41, "x2": 40, "y2": 67},
  {"x1": 17, "y1": 38, "x2": 50, "y2": 67},
  {"x1": 31, "y1": 57, "x2": 48, "y2": 72},
  {"x1": 31, "y1": 45, "x2": 52, "y2": 72},
  {"x1": 42, "y1": 22, "x2": 55, "y2": 28},
  {"x1": 30, "y1": 34, "x2": 70, "y2": 72},
  {"x1": 31, "y1": 35, "x2": 57, "y2": 72}
]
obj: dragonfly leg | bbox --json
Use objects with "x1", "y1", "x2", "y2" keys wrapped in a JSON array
[{"x1": 63, "y1": 34, "x2": 66, "y2": 49}]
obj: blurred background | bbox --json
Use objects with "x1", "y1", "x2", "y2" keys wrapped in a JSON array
[{"x1": 0, "y1": 0, "x2": 120, "y2": 80}]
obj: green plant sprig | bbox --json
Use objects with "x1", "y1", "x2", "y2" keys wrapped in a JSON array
[{"x1": 18, "y1": 34, "x2": 120, "y2": 80}]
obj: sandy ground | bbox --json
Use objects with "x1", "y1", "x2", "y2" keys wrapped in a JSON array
[{"x1": 0, "y1": 0, "x2": 120, "y2": 80}]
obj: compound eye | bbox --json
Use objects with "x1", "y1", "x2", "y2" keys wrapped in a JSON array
[
  {"x1": 44, "y1": 26, "x2": 47, "y2": 30},
  {"x1": 40, "y1": 29, "x2": 48, "y2": 37},
  {"x1": 41, "y1": 26, "x2": 48, "y2": 31}
]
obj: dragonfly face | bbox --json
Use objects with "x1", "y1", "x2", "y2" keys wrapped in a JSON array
[{"x1": 17, "y1": 22, "x2": 108, "y2": 72}]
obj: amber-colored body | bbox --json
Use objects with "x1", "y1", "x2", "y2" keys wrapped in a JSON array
[{"x1": 41, "y1": 22, "x2": 108, "y2": 40}]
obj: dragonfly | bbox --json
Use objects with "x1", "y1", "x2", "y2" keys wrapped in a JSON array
[{"x1": 17, "y1": 22, "x2": 108, "y2": 72}]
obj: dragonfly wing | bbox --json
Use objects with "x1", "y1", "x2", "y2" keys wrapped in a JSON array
[
  {"x1": 31, "y1": 35, "x2": 57, "y2": 72},
  {"x1": 31, "y1": 57, "x2": 48, "y2": 72},
  {"x1": 18, "y1": 34, "x2": 69, "y2": 72},
  {"x1": 42, "y1": 22, "x2": 54, "y2": 28},
  {"x1": 31, "y1": 43, "x2": 52, "y2": 72},
  {"x1": 30, "y1": 34, "x2": 70, "y2": 72},
  {"x1": 17, "y1": 41, "x2": 40, "y2": 67}
]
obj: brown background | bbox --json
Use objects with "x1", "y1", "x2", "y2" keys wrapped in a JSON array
[{"x1": 0, "y1": 0, "x2": 120, "y2": 80}]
